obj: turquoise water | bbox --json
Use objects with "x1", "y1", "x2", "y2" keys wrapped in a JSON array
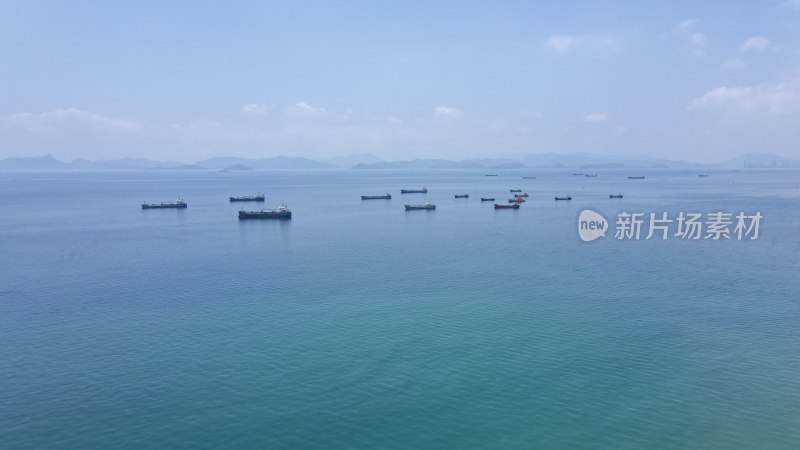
[{"x1": 1, "y1": 169, "x2": 799, "y2": 449}]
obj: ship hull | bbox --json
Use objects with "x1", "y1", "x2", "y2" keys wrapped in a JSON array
[
  {"x1": 401, "y1": 189, "x2": 427, "y2": 194},
  {"x1": 230, "y1": 197, "x2": 265, "y2": 202},
  {"x1": 142, "y1": 203, "x2": 187, "y2": 209},
  {"x1": 361, "y1": 195, "x2": 391, "y2": 200},
  {"x1": 494, "y1": 204, "x2": 519, "y2": 209},
  {"x1": 405, "y1": 205, "x2": 435, "y2": 210},
  {"x1": 238, "y1": 212, "x2": 291, "y2": 219}
]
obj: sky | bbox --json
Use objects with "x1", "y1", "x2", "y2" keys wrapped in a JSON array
[{"x1": 1, "y1": 0, "x2": 799, "y2": 163}]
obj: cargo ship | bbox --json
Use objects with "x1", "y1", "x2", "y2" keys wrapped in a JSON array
[
  {"x1": 585, "y1": 174, "x2": 597, "y2": 178},
  {"x1": 514, "y1": 193, "x2": 529, "y2": 198},
  {"x1": 522, "y1": 176, "x2": 536, "y2": 179},
  {"x1": 484, "y1": 174, "x2": 498, "y2": 177},
  {"x1": 401, "y1": 187, "x2": 428, "y2": 194},
  {"x1": 405, "y1": 203, "x2": 436, "y2": 210},
  {"x1": 229, "y1": 193, "x2": 265, "y2": 202},
  {"x1": 698, "y1": 174, "x2": 709, "y2": 177},
  {"x1": 480, "y1": 197, "x2": 495, "y2": 201},
  {"x1": 555, "y1": 196, "x2": 572, "y2": 201},
  {"x1": 142, "y1": 198, "x2": 187, "y2": 209},
  {"x1": 510, "y1": 189, "x2": 522, "y2": 193},
  {"x1": 609, "y1": 194, "x2": 623, "y2": 199},
  {"x1": 628, "y1": 176, "x2": 645, "y2": 179},
  {"x1": 454, "y1": 194, "x2": 469, "y2": 198},
  {"x1": 494, "y1": 203, "x2": 520, "y2": 209},
  {"x1": 361, "y1": 193, "x2": 392, "y2": 200},
  {"x1": 238, "y1": 204, "x2": 291, "y2": 220},
  {"x1": 508, "y1": 198, "x2": 525, "y2": 203}
]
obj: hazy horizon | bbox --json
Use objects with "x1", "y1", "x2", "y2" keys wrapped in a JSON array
[{"x1": 2, "y1": 1, "x2": 800, "y2": 163}]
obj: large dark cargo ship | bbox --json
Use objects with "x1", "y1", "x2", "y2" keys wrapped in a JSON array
[
  {"x1": 401, "y1": 187, "x2": 427, "y2": 194},
  {"x1": 230, "y1": 193, "x2": 265, "y2": 202},
  {"x1": 238, "y1": 204, "x2": 292, "y2": 220},
  {"x1": 142, "y1": 198, "x2": 187, "y2": 209},
  {"x1": 494, "y1": 203, "x2": 520, "y2": 209},
  {"x1": 405, "y1": 203, "x2": 436, "y2": 210},
  {"x1": 361, "y1": 193, "x2": 391, "y2": 200}
]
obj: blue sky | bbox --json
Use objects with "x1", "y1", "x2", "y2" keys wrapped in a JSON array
[{"x1": 1, "y1": 0, "x2": 799, "y2": 163}]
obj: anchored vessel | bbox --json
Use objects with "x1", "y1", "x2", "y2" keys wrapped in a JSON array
[
  {"x1": 514, "y1": 193, "x2": 529, "y2": 198},
  {"x1": 510, "y1": 189, "x2": 522, "y2": 193},
  {"x1": 609, "y1": 194, "x2": 624, "y2": 199},
  {"x1": 401, "y1": 187, "x2": 428, "y2": 194},
  {"x1": 495, "y1": 203, "x2": 520, "y2": 209},
  {"x1": 585, "y1": 174, "x2": 597, "y2": 178},
  {"x1": 480, "y1": 197, "x2": 495, "y2": 201},
  {"x1": 361, "y1": 193, "x2": 392, "y2": 200},
  {"x1": 142, "y1": 198, "x2": 187, "y2": 209},
  {"x1": 628, "y1": 176, "x2": 645, "y2": 179},
  {"x1": 455, "y1": 194, "x2": 469, "y2": 198},
  {"x1": 484, "y1": 174, "x2": 498, "y2": 177},
  {"x1": 555, "y1": 196, "x2": 572, "y2": 201},
  {"x1": 238, "y1": 204, "x2": 292, "y2": 220},
  {"x1": 229, "y1": 193, "x2": 265, "y2": 202},
  {"x1": 522, "y1": 176, "x2": 536, "y2": 179},
  {"x1": 509, "y1": 198, "x2": 525, "y2": 203},
  {"x1": 405, "y1": 202, "x2": 436, "y2": 210},
  {"x1": 698, "y1": 174, "x2": 709, "y2": 177}
]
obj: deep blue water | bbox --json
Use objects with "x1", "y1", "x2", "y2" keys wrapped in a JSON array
[{"x1": 1, "y1": 169, "x2": 799, "y2": 449}]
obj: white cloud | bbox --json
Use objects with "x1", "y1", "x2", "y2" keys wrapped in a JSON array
[
  {"x1": 241, "y1": 103, "x2": 272, "y2": 115},
  {"x1": 434, "y1": 105, "x2": 462, "y2": 120},
  {"x1": 614, "y1": 125, "x2": 629, "y2": 135},
  {"x1": 739, "y1": 36, "x2": 770, "y2": 52},
  {"x1": 284, "y1": 101, "x2": 327, "y2": 119},
  {"x1": 674, "y1": 19, "x2": 699, "y2": 33},
  {"x1": 386, "y1": 115, "x2": 402, "y2": 125},
  {"x1": 584, "y1": 113, "x2": 609, "y2": 122},
  {"x1": 723, "y1": 58, "x2": 746, "y2": 69},
  {"x1": 691, "y1": 32, "x2": 706, "y2": 45},
  {"x1": 2, "y1": 108, "x2": 139, "y2": 133},
  {"x1": 687, "y1": 80, "x2": 800, "y2": 113},
  {"x1": 545, "y1": 34, "x2": 623, "y2": 54}
]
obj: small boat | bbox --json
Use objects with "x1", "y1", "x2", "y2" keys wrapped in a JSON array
[
  {"x1": 454, "y1": 194, "x2": 469, "y2": 198},
  {"x1": 628, "y1": 176, "x2": 645, "y2": 180},
  {"x1": 510, "y1": 189, "x2": 522, "y2": 193},
  {"x1": 405, "y1": 203, "x2": 436, "y2": 210},
  {"x1": 230, "y1": 193, "x2": 265, "y2": 202},
  {"x1": 401, "y1": 187, "x2": 428, "y2": 194},
  {"x1": 142, "y1": 198, "x2": 187, "y2": 209},
  {"x1": 480, "y1": 197, "x2": 495, "y2": 201},
  {"x1": 484, "y1": 174, "x2": 498, "y2": 177},
  {"x1": 698, "y1": 174, "x2": 709, "y2": 178},
  {"x1": 508, "y1": 198, "x2": 525, "y2": 203},
  {"x1": 361, "y1": 193, "x2": 391, "y2": 200},
  {"x1": 494, "y1": 203, "x2": 520, "y2": 209},
  {"x1": 609, "y1": 194, "x2": 623, "y2": 199},
  {"x1": 514, "y1": 193, "x2": 529, "y2": 198},
  {"x1": 572, "y1": 173, "x2": 584, "y2": 176},
  {"x1": 585, "y1": 174, "x2": 597, "y2": 178},
  {"x1": 238, "y1": 204, "x2": 291, "y2": 220},
  {"x1": 522, "y1": 176, "x2": 536, "y2": 179},
  {"x1": 555, "y1": 196, "x2": 572, "y2": 201}
]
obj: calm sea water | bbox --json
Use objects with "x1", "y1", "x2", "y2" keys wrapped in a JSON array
[{"x1": 1, "y1": 169, "x2": 799, "y2": 449}]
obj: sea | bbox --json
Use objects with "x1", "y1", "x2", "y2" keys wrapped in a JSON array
[{"x1": 1, "y1": 168, "x2": 799, "y2": 449}]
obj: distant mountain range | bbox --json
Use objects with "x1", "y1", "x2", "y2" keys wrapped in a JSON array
[{"x1": 1, "y1": 152, "x2": 798, "y2": 171}]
